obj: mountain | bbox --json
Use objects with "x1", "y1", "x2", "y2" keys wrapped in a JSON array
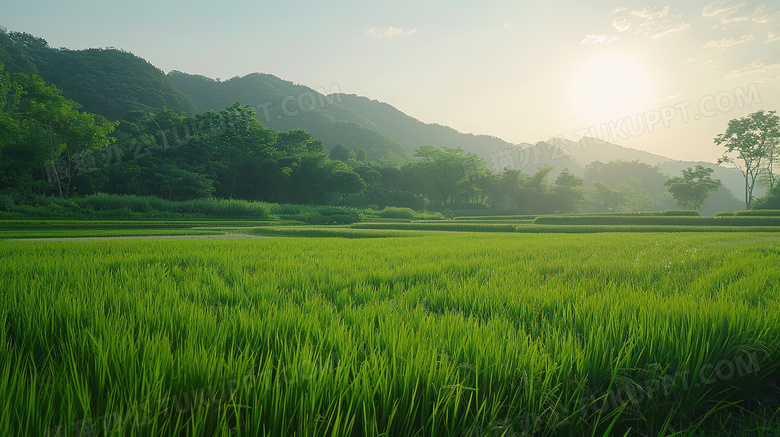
[
  {"x1": 167, "y1": 71, "x2": 408, "y2": 161},
  {"x1": 0, "y1": 29, "x2": 196, "y2": 119},
  {"x1": 549, "y1": 136, "x2": 674, "y2": 167},
  {"x1": 168, "y1": 70, "x2": 753, "y2": 212}
]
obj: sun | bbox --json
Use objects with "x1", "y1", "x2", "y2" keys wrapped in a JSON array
[{"x1": 569, "y1": 52, "x2": 656, "y2": 125}]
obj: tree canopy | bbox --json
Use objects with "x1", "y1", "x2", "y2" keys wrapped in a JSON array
[
  {"x1": 664, "y1": 165, "x2": 722, "y2": 211},
  {"x1": 716, "y1": 110, "x2": 780, "y2": 209}
]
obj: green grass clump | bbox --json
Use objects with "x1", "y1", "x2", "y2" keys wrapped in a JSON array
[
  {"x1": 0, "y1": 220, "x2": 275, "y2": 231},
  {"x1": 515, "y1": 225, "x2": 780, "y2": 233},
  {"x1": 0, "y1": 229, "x2": 224, "y2": 239},
  {"x1": 534, "y1": 216, "x2": 780, "y2": 226},
  {"x1": 0, "y1": 193, "x2": 275, "y2": 219},
  {"x1": 660, "y1": 210, "x2": 700, "y2": 216},
  {"x1": 352, "y1": 222, "x2": 517, "y2": 232},
  {"x1": 294, "y1": 206, "x2": 364, "y2": 225},
  {"x1": 455, "y1": 215, "x2": 538, "y2": 221},
  {"x1": 718, "y1": 210, "x2": 780, "y2": 217},
  {"x1": 376, "y1": 207, "x2": 416, "y2": 219},
  {"x1": 243, "y1": 226, "x2": 434, "y2": 238}
]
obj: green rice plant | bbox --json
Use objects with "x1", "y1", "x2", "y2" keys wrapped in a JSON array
[{"x1": 2, "y1": 233, "x2": 780, "y2": 436}]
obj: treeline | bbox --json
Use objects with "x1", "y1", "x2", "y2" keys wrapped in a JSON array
[{"x1": 0, "y1": 62, "x2": 763, "y2": 215}]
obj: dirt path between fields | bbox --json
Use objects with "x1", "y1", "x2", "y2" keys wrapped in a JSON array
[{"x1": 11, "y1": 233, "x2": 277, "y2": 242}]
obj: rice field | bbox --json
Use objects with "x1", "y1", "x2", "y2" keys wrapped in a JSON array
[{"x1": 2, "y1": 231, "x2": 780, "y2": 436}]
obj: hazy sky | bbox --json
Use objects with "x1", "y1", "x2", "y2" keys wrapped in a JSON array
[{"x1": 4, "y1": 0, "x2": 779, "y2": 162}]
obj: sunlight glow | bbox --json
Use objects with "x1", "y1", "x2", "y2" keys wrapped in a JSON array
[{"x1": 569, "y1": 52, "x2": 656, "y2": 124}]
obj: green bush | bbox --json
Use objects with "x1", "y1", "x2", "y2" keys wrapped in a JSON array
[
  {"x1": 377, "y1": 207, "x2": 416, "y2": 219},
  {"x1": 734, "y1": 210, "x2": 780, "y2": 216},
  {"x1": 0, "y1": 194, "x2": 15, "y2": 211},
  {"x1": 413, "y1": 211, "x2": 447, "y2": 220},
  {"x1": 271, "y1": 204, "x2": 305, "y2": 215},
  {"x1": 295, "y1": 206, "x2": 364, "y2": 225}
]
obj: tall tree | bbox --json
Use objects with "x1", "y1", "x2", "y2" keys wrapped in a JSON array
[
  {"x1": 716, "y1": 110, "x2": 780, "y2": 209},
  {"x1": 664, "y1": 165, "x2": 722, "y2": 211},
  {"x1": 408, "y1": 145, "x2": 483, "y2": 207},
  {"x1": 0, "y1": 67, "x2": 116, "y2": 197},
  {"x1": 552, "y1": 169, "x2": 584, "y2": 213}
]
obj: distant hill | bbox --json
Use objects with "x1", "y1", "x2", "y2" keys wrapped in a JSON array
[
  {"x1": 550, "y1": 136, "x2": 674, "y2": 167},
  {"x1": 0, "y1": 29, "x2": 196, "y2": 119},
  {"x1": 167, "y1": 71, "x2": 408, "y2": 161}
]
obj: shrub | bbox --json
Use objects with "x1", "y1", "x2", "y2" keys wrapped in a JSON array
[
  {"x1": 0, "y1": 194, "x2": 14, "y2": 212},
  {"x1": 734, "y1": 210, "x2": 780, "y2": 216},
  {"x1": 378, "y1": 207, "x2": 416, "y2": 219},
  {"x1": 295, "y1": 206, "x2": 363, "y2": 225}
]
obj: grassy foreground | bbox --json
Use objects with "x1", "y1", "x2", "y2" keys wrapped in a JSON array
[{"x1": 2, "y1": 233, "x2": 780, "y2": 436}]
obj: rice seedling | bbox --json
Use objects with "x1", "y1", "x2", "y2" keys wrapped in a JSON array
[{"x1": 2, "y1": 233, "x2": 779, "y2": 436}]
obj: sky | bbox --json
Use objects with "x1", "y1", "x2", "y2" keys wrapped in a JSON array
[{"x1": 3, "y1": 0, "x2": 779, "y2": 163}]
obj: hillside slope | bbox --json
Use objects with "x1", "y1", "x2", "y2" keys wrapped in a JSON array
[{"x1": 0, "y1": 29, "x2": 196, "y2": 119}]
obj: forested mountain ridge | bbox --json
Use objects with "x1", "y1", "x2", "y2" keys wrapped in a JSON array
[
  {"x1": 167, "y1": 71, "x2": 408, "y2": 161},
  {"x1": 0, "y1": 29, "x2": 196, "y2": 119}
]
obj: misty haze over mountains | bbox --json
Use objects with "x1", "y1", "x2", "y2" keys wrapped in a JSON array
[{"x1": 0, "y1": 28, "x2": 748, "y2": 213}]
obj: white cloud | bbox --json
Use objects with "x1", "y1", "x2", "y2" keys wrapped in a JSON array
[
  {"x1": 767, "y1": 25, "x2": 780, "y2": 44},
  {"x1": 655, "y1": 91, "x2": 687, "y2": 102},
  {"x1": 699, "y1": 58, "x2": 725, "y2": 69},
  {"x1": 702, "y1": 34, "x2": 754, "y2": 48},
  {"x1": 612, "y1": 6, "x2": 627, "y2": 14},
  {"x1": 631, "y1": 6, "x2": 670, "y2": 19},
  {"x1": 607, "y1": 6, "x2": 690, "y2": 39},
  {"x1": 613, "y1": 16, "x2": 631, "y2": 32},
  {"x1": 365, "y1": 26, "x2": 417, "y2": 38},
  {"x1": 651, "y1": 22, "x2": 691, "y2": 38},
  {"x1": 580, "y1": 34, "x2": 619, "y2": 44},
  {"x1": 686, "y1": 57, "x2": 699, "y2": 63},
  {"x1": 702, "y1": 0, "x2": 745, "y2": 18},
  {"x1": 726, "y1": 55, "x2": 780, "y2": 78},
  {"x1": 755, "y1": 75, "x2": 780, "y2": 83},
  {"x1": 702, "y1": 1, "x2": 775, "y2": 27}
]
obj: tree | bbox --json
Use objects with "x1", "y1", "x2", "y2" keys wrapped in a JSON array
[
  {"x1": 716, "y1": 110, "x2": 780, "y2": 209},
  {"x1": 330, "y1": 169, "x2": 366, "y2": 200},
  {"x1": 584, "y1": 160, "x2": 668, "y2": 195},
  {"x1": 664, "y1": 165, "x2": 722, "y2": 211},
  {"x1": 616, "y1": 177, "x2": 655, "y2": 212},
  {"x1": 515, "y1": 166, "x2": 555, "y2": 213},
  {"x1": 0, "y1": 68, "x2": 116, "y2": 197},
  {"x1": 328, "y1": 144, "x2": 355, "y2": 163},
  {"x1": 552, "y1": 169, "x2": 584, "y2": 213},
  {"x1": 591, "y1": 182, "x2": 625, "y2": 212},
  {"x1": 408, "y1": 145, "x2": 483, "y2": 207}
]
